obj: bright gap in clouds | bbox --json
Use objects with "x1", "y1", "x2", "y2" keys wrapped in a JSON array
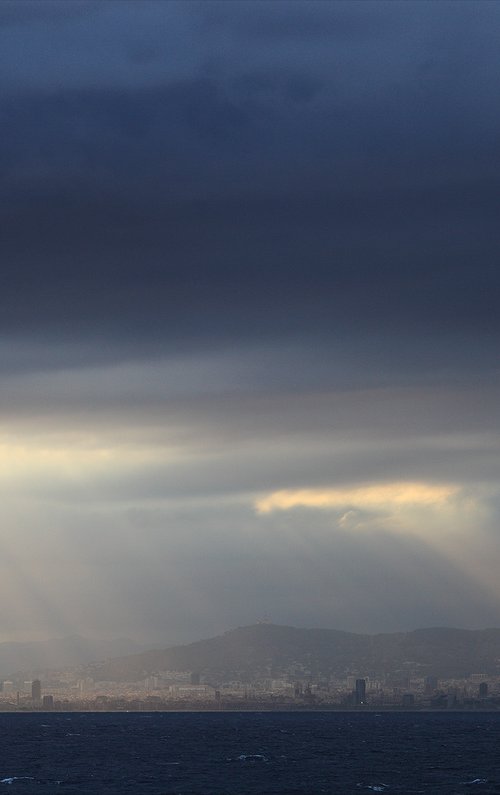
[
  {"x1": 256, "y1": 482, "x2": 459, "y2": 514},
  {"x1": 255, "y1": 479, "x2": 500, "y2": 615}
]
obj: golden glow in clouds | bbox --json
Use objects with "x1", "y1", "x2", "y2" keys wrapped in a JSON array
[{"x1": 256, "y1": 481, "x2": 458, "y2": 514}]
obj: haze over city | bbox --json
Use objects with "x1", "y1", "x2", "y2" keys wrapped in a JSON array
[{"x1": 2, "y1": 0, "x2": 500, "y2": 646}]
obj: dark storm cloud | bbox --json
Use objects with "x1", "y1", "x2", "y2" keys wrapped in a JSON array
[
  {"x1": 0, "y1": 1, "x2": 98, "y2": 27},
  {"x1": 1, "y1": 0, "x2": 500, "y2": 365},
  {"x1": 192, "y1": 0, "x2": 386, "y2": 41}
]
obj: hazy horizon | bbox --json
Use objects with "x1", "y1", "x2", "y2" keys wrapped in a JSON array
[
  {"x1": 6, "y1": 619, "x2": 500, "y2": 652},
  {"x1": 2, "y1": 1, "x2": 500, "y2": 644}
]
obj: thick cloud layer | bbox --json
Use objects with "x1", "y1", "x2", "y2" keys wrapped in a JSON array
[{"x1": 1, "y1": 1, "x2": 499, "y2": 643}]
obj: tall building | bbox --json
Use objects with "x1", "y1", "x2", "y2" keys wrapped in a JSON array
[
  {"x1": 31, "y1": 679, "x2": 42, "y2": 703},
  {"x1": 355, "y1": 678, "x2": 366, "y2": 705},
  {"x1": 424, "y1": 675, "x2": 438, "y2": 695},
  {"x1": 479, "y1": 682, "x2": 488, "y2": 698}
]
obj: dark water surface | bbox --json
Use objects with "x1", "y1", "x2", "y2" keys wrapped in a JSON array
[{"x1": 0, "y1": 711, "x2": 499, "y2": 794}]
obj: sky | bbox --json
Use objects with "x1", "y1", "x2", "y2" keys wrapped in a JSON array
[{"x1": 1, "y1": 0, "x2": 500, "y2": 644}]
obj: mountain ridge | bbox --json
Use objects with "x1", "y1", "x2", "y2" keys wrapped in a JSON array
[{"x1": 85, "y1": 623, "x2": 500, "y2": 683}]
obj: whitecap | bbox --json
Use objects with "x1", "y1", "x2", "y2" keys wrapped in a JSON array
[
  {"x1": 238, "y1": 754, "x2": 268, "y2": 762},
  {"x1": 1, "y1": 778, "x2": 35, "y2": 785}
]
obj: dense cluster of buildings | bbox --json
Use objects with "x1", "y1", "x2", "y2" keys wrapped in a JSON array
[{"x1": 1, "y1": 669, "x2": 499, "y2": 711}]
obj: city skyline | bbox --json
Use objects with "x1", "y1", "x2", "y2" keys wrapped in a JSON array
[
  {"x1": 1, "y1": 623, "x2": 500, "y2": 714},
  {"x1": 1, "y1": 1, "x2": 500, "y2": 644}
]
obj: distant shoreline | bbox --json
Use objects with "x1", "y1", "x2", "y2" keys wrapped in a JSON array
[{"x1": 1, "y1": 706, "x2": 500, "y2": 714}]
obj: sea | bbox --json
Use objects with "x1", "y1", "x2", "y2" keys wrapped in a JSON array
[{"x1": 0, "y1": 711, "x2": 499, "y2": 794}]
